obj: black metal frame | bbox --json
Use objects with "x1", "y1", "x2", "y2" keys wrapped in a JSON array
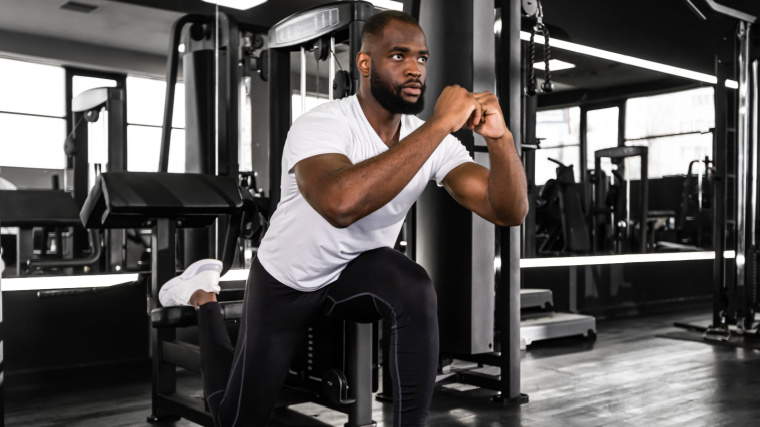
[
  {"x1": 266, "y1": 3, "x2": 377, "y2": 425},
  {"x1": 687, "y1": 0, "x2": 760, "y2": 334},
  {"x1": 592, "y1": 146, "x2": 649, "y2": 253},
  {"x1": 65, "y1": 68, "x2": 126, "y2": 261}
]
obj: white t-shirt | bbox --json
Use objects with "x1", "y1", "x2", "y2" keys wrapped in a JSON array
[{"x1": 257, "y1": 95, "x2": 473, "y2": 291}]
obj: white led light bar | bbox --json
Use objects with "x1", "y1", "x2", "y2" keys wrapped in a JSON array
[
  {"x1": 520, "y1": 31, "x2": 738, "y2": 89},
  {"x1": 520, "y1": 251, "x2": 735, "y2": 268},
  {"x1": 2, "y1": 273, "x2": 139, "y2": 292},
  {"x1": 366, "y1": 0, "x2": 403, "y2": 11},
  {"x1": 534, "y1": 59, "x2": 575, "y2": 71},
  {"x1": 202, "y1": 0, "x2": 267, "y2": 11}
]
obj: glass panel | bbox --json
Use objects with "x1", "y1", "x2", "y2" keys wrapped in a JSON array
[
  {"x1": 127, "y1": 76, "x2": 185, "y2": 128},
  {"x1": 291, "y1": 93, "x2": 330, "y2": 123},
  {"x1": 0, "y1": 58, "x2": 65, "y2": 117},
  {"x1": 0, "y1": 113, "x2": 66, "y2": 169},
  {"x1": 626, "y1": 133, "x2": 713, "y2": 180},
  {"x1": 72, "y1": 76, "x2": 117, "y2": 100},
  {"x1": 586, "y1": 107, "x2": 619, "y2": 173},
  {"x1": 626, "y1": 87, "x2": 714, "y2": 140},
  {"x1": 127, "y1": 125, "x2": 185, "y2": 173},
  {"x1": 535, "y1": 146, "x2": 581, "y2": 185},
  {"x1": 535, "y1": 107, "x2": 581, "y2": 183}
]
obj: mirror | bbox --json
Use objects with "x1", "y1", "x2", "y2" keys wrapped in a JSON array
[{"x1": 524, "y1": 34, "x2": 715, "y2": 258}]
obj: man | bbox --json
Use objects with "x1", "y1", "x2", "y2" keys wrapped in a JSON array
[{"x1": 159, "y1": 10, "x2": 528, "y2": 427}]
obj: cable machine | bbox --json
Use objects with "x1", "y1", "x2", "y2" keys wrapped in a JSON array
[
  {"x1": 266, "y1": 3, "x2": 379, "y2": 426},
  {"x1": 680, "y1": 0, "x2": 760, "y2": 340}
]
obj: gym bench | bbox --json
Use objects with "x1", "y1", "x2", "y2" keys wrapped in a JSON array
[{"x1": 81, "y1": 171, "x2": 376, "y2": 427}]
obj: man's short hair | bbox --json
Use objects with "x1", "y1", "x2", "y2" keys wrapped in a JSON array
[{"x1": 361, "y1": 10, "x2": 419, "y2": 48}]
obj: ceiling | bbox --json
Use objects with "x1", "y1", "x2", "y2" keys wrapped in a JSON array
[{"x1": 0, "y1": 0, "x2": 759, "y2": 96}]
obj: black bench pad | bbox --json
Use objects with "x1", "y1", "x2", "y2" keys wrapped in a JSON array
[
  {"x1": 151, "y1": 301, "x2": 243, "y2": 327},
  {"x1": 0, "y1": 190, "x2": 82, "y2": 227}
]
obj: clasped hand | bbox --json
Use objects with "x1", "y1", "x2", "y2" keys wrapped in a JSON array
[{"x1": 431, "y1": 85, "x2": 509, "y2": 140}]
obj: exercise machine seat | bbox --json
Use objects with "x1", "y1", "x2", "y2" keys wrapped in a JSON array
[
  {"x1": 151, "y1": 301, "x2": 243, "y2": 328},
  {"x1": 0, "y1": 190, "x2": 82, "y2": 227},
  {"x1": 81, "y1": 172, "x2": 243, "y2": 229}
]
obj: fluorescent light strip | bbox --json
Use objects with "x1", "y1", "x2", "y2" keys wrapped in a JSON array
[
  {"x1": 367, "y1": 0, "x2": 404, "y2": 11},
  {"x1": 520, "y1": 31, "x2": 738, "y2": 88},
  {"x1": 2, "y1": 273, "x2": 139, "y2": 292},
  {"x1": 0, "y1": 268, "x2": 249, "y2": 291},
  {"x1": 534, "y1": 59, "x2": 575, "y2": 71},
  {"x1": 520, "y1": 251, "x2": 736, "y2": 268},
  {"x1": 202, "y1": 0, "x2": 267, "y2": 10}
]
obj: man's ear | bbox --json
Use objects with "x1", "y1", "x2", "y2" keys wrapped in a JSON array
[{"x1": 356, "y1": 51, "x2": 370, "y2": 78}]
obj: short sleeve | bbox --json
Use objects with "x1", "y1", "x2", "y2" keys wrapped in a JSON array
[
  {"x1": 283, "y1": 109, "x2": 352, "y2": 173},
  {"x1": 432, "y1": 134, "x2": 474, "y2": 186}
]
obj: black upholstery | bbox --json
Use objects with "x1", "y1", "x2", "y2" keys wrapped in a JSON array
[
  {"x1": 151, "y1": 301, "x2": 243, "y2": 328},
  {"x1": 0, "y1": 190, "x2": 82, "y2": 227},
  {"x1": 81, "y1": 172, "x2": 243, "y2": 229}
]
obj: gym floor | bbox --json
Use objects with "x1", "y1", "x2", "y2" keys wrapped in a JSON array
[{"x1": 5, "y1": 305, "x2": 759, "y2": 426}]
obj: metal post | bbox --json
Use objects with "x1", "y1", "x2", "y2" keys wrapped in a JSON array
[
  {"x1": 329, "y1": 36, "x2": 336, "y2": 100},
  {"x1": 148, "y1": 218, "x2": 178, "y2": 422},
  {"x1": 301, "y1": 46, "x2": 307, "y2": 115},
  {"x1": 268, "y1": 48, "x2": 291, "y2": 211},
  {"x1": 713, "y1": 54, "x2": 729, "y2": 328},
  {"x1": 495, "y1": 0, "x2": 527, "y2": 404},
  {"x1": 735, "y1": 22, "x2": 751, "y2": 324},
  {"x1": 346, "y1": 322, "x2": 375, "y2": 427},
  {"x1": 0, "y1": 218, "x2": 4, "y2": 427}
]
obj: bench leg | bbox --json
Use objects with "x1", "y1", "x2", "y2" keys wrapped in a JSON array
[{"x1": 346, "y1": 322, "x2": 376, "y2": 427}]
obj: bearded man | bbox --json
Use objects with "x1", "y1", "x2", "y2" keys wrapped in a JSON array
[{"x1": 159, "y1": 10, "x2": 528, "y2": 427}]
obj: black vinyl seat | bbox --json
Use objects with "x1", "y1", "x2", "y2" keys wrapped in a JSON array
[{"x1": 81, "y1": 171, "x2": 243, "y2": 230}]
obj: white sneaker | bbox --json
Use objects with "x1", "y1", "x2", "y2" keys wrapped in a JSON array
[{"x1": 159, "y1": 259, "x2": 223, "y2": 307}]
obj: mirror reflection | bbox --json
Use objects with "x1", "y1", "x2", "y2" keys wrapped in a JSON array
[{"x1": 524, "y1": 28, "x2": 716, "y2": 258}]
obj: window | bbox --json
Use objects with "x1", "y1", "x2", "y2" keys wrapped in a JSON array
[
  {"x1": 586, "y1": 107, "x2": 620, "y2": 178},
  {"x1": 625, "y1": 87, "x2": 714, "y2": 179},
  {"x1": 0, "y1": 58, "x2": 67, "y2": 169},
  {"x1": 535, "y1": 107, "x2": 581, "y2": 184},
  {"x1": 126, "y1": 76, "x2": 185, "y2": 172},
  {"x1": 291, "y1": 93, "x2": 330, "y2": 123}
]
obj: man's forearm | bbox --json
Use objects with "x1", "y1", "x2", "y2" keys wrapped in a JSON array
[
  {"x1": 321, "y1": 120, "x2": 451, "y2": 227},
  {"x1": 485, "y1": 133, "x2": 529, "y2": 225}
]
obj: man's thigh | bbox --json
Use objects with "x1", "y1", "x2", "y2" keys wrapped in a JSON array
[{"x1": 324, "y1": 247, "x2": 432, "y2": 322}]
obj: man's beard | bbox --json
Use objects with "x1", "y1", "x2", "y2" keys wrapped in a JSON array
[{"x1": 370, "y1": 63, "x2": 425, "y2": 115}]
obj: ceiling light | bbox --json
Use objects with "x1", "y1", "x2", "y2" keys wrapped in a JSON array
[
  {"x1": 202, "y1": 0, "x2": 267, "y2": 10},
  {"x1": 521, "y1": 31, "x2": 738, "y2": 89},
  {"x1": 534, "y1": 59, "x2": 575, "y2": 71},
  {"x1": 365, "y1": 0, "x2": 404, "y2": 11}
]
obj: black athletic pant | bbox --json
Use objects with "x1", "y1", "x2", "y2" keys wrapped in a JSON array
[{"x1": 197, "y1": 247, "x2": 439, "y2": 426}]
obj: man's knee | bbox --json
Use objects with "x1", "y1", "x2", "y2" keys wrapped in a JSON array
[
  {"x1": 391, "y1": 261, "x2": 437, "y2": 321},
  {"x1": 360, "y1": 248, "x2": 437, "y2": 319}
]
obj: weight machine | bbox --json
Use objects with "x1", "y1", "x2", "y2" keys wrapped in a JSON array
[
  {"x1": 679, "y1": 0, "x2": 760, "y2": 340},
  {"x1": 137, "y1": 2, "x2": 379, "y2": 425}
]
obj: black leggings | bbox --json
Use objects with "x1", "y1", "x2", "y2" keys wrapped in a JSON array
[{"x1": 197, "y1": 247, "x2": 439, "y2": 427}]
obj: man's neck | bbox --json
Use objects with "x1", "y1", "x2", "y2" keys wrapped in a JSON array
[{"x1": 356, "y1": 90, "x2": 402, "y2": 148}]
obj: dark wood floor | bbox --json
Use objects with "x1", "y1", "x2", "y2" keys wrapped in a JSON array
[{"x1": 5, "y1": 306, "x2": 760, "y2": 426}]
